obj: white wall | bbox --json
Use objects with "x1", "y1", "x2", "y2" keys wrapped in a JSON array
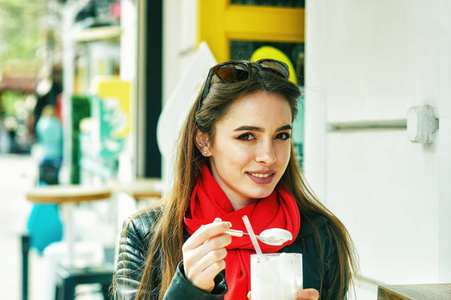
[
  {"x1": 161, "y1": 0, "x2": 198, "y2": 188},
  {"x1": 305, "y1": 0, "x2": 451, "y2": 296},
  {"x1": 163, "y1": 0, "x2": 198, "y2": 104}
]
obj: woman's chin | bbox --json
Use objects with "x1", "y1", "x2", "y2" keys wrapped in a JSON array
[{"x1": 246, "y1": 189, "x2": 275, "y2": 201}]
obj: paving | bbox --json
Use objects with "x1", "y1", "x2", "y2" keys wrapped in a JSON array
[
  {"x1": 0, "y1": 154, "x2": 40, "y2": 299},
  {"x1": 0, "y1": 154, "x2": 103, "y2": 300}
]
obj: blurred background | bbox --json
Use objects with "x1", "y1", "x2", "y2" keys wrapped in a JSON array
[{"x1": 0, "y1": 0, "x2": 450, "y2": 299}]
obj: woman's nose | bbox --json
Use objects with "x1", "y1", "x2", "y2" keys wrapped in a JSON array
[{"x1": 255, "y1": 141, "x2": 276, "y2": 165}]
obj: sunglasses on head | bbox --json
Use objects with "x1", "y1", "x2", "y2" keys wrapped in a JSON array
[{"x1": 199, "y1": 58, "x2": 290, "y2": 104}]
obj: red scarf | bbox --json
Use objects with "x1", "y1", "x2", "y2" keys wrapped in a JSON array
[{"x1": 184, "y1": 165, "x2": 301, "y2": 300}]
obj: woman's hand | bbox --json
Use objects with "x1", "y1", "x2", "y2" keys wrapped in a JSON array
[
  {"x1": 182, "y1": 218, "x2": 232, "y2": 292},
  {"x1": 247, "y1": 288, "x2": 319, "y2": 300},
  {"x1": 296, "y1": 289, "x2": 320, "y2": 299}
]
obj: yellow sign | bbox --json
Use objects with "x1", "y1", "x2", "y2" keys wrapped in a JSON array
[
  {"x1": 198, "y1": 0, "x2": 305, "y2": 61},
  {"x1": 91, "y1": 76, "x2": 132, "y2": 139}
]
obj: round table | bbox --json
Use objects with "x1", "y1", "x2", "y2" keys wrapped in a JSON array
[
  {"x1": 26, "y1": 185, "x2": 112, "y2": 204},
  {"x1": 26, "y1": 184, "x2": 112, "y2": 267},
  {"x1": 108, "y1": 177, "x2": 162, "y2": 201}
]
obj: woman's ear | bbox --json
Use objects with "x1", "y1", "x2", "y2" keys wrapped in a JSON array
[{"x1": 195, "y1": 128, "x2": 211, "y2": 156}]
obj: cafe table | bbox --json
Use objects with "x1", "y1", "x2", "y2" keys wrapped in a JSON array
[
  {"x1": 26, "y1": 184, "x2": 112, "y2": 268},
  {"x1": 107, "y1": 177, "x2": 163, "y2": 209},
  {"x1": 108, "y1": 177, "x2": 162, "y2": 199},
  {"x1": 378, "y1": 283, "x2": 451, "y2": 300}
]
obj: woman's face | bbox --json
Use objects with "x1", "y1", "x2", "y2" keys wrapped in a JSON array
[{"x1": 204, "y1": 91, "x2": 293, "y2": 210}]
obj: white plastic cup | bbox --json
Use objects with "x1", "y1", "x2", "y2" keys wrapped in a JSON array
[{"x1": 251, "y1": 253, "x2": 303, "y2": 300}]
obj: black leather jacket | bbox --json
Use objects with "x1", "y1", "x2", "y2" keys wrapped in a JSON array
[{"x1": 115, "y1": 207, "x2": 343, "y2": 299}]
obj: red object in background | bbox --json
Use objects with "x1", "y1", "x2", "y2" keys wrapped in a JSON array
[
  {"x1": 110, "y1": 1, "x2": 121, "y2": 20},
  {"x1": 0, "y1": 74, "x2": 36, "y2": 93},
  {"x1": 55, "y1": 93, "x2": 63, "y2": 123}
]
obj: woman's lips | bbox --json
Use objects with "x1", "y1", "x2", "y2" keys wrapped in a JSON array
[{"x1": 246, "y1": 171, "x2": 275, "y2": 184}]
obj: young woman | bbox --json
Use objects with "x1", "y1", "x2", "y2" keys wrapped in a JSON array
[{"x1": 114, "y1": 59, "x2": 358, "y2": 300}]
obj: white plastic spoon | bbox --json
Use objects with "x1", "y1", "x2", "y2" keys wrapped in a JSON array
[{"x1": 226, "y1": 228, "x2": 293, "y2": 246}]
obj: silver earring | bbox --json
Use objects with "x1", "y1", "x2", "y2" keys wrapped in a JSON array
[{"x1": 204, "y1": 151, "x2": 207, "y2": 154}]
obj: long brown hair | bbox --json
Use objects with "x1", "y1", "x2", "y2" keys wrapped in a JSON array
[{"x1": 132, "y1": 66, "x2": 358, "y2": 300}]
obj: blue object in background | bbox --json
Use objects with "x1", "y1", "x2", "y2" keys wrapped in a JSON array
[
  {"x1": 27, "y1": 202, "x2": 63, "y2": 254},
  {"x1": 293, "y1": 89, "x2": 305, "y2": 167},
  {"x1": 27, "y1": 105, "x2": 64, "y2": 253},
  {"x1": 35, "y1": 114, "x2": 63, "y2": 160}
]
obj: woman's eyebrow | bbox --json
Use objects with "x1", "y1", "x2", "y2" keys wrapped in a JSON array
[
  {"x1": 277, "y1": 125, "x2": 292, "y2": 131},
  {"x1": 234, "y1": 126, "x2": 263, "y2": 132},
  {"x1": 233, "y1": 125, "x2": 292, "y2": 132}
]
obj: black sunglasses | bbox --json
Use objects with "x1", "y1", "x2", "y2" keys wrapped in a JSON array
[{"x1": 199, "y1": 58, "x2": 290, "y2": 105}]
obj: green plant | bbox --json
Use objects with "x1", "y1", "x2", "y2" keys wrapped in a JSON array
[{"x1": 70, "y1": 95, "x2": 91, "y2": 184}]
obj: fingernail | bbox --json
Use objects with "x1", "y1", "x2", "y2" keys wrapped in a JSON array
[
  {"x1": 214, "y1": 217, "x2": 222, "y2": 222},
  {"x1": 227, "y1": 222, "x2": 232, "y2": 228},
  {"x1": 297, "y1": 291, "x2": 304, "y2": 298}
]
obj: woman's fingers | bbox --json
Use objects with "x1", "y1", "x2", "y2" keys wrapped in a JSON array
[
  {"x1": 182, "y1": 219, "x2": 231, "y2": 250},
  {"x1": 182, "y1": 218, "x2": 230, "y2": 268},
  {"x1": 184, "y1": 237, "x2": 230, "y2": 274},
  {"x1": 197, "y1": 259, "x2": 226, "y2": 282},
  {"x1": 296, "y1": 288, "x2": 320, "y2": 300},
  {"x1": 197, "y1": 248, "x2": 228, "y2": 268},
  {"x1": 248, "y1": 288, "x2": 319, "y2": 300},
  {"x1": 182, "y1": 218, "x2": 232, "y2": 292}
]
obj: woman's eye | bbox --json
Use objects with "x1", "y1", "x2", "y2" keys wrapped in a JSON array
[
  {"x1": 276, "y1": 132, "x2": 291, "y2": 140},
  {"x1": 237, "y1": 133, "x2": 255, "y2": 140}
]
